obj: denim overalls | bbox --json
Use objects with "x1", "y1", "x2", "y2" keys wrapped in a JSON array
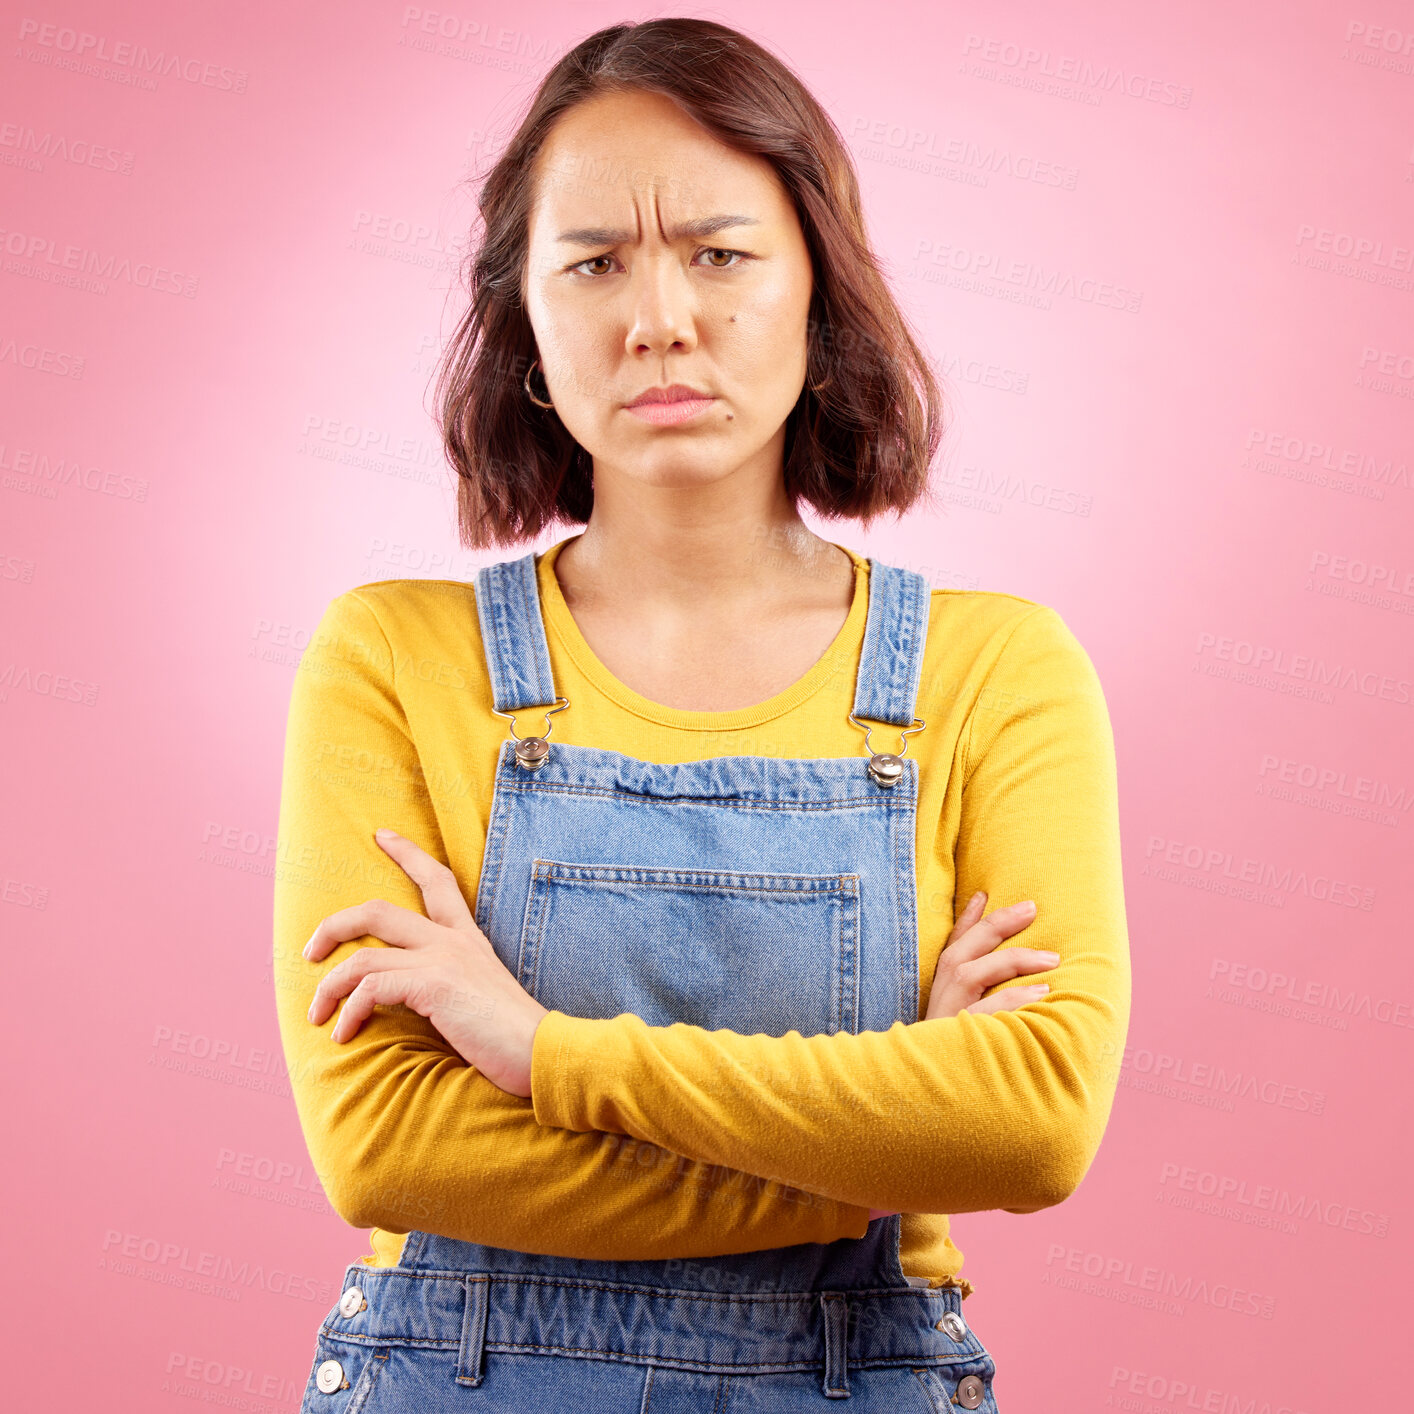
[{"x1": 298, "y1": 551, "x2": 1000, "y2": 1412}]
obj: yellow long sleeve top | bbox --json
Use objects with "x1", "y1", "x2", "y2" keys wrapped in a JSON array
[{"x1": 272, "y1": 536, "x2": 1131, "y2": 1299}]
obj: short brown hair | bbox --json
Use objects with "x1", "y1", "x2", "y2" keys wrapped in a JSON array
[{"x1": 434, "y1": 17, "x2": 948, "y2": 550}]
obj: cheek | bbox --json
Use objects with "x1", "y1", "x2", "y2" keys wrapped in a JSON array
[
  {"x1": 537, "y1": 324, "x2": 616, "y2": 412},
  {"x1": 537, "y1": 318, "x2": 591, "y2": 368},
  {"x1": 721, "y1": 296, "x2": 810, "y2": 388}
]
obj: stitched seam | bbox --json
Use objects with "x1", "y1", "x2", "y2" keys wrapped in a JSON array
[
  {"x1": 845, "y1": 877, "x2": 861, "y2": 1033},
  {"x1": 531, "y1": 861, "x2": 862, "y2": 892},
  {"x1": 502, "y1": 782, "x2": 890, "y2": 811},
  {"x1": 830, "y1": 883, "x2": 861, "y2": 1035},
  {"x1": 537, "y1": 880, "x2": 853, "y2": 896},
  {"x1": 833, "y1": 890, "x2": 844, "y2": 1034},
  {"x1": 472, "y1": 569, "x2": 491, "y2": 696},
  {"x1": 476, "y1": 746, "x2": 515, "y2": 938},
  {"x1": 345, "y1": 1352, "x2": 384, "y2": 1414},
  {"x1": 481, "y1": 567, "x2": 513, "y2": 708},
  {"x1": 347, "y1": 590, "x2": 399, "y2": 695},
  {"x1": 489, "y1": 567, "x2": 521, "y2": 708},
  {"x1": 901, "y1": 758, "x2": 921, "y2": 1021},
  {"x1": 519, "y1": 862, "x2": 551, "y2": 993},
  {"x1": 874, "y1": 561, "x2": 906, "y2": 723},
  {"x1": 319, "y1": 1329, "x2": 457, "y2": 1350},
  {"x1": 552, "y1": 1014, "x2": 572, "y2": 1122},
  {"x1": 518, "y1": 553, "x2": 555, "y2": 705},
  {"x1": 317, "y1": 1332, "x2": 979, "y2": 1372},
  {"x1": 903, "y1": 572, "x2": 925, "y2": 720},
  {"x1": 904, "y1": 574, "x2": 929, "y2": 719},
  {"x1": 883, "y1": 569, "x2": 921, "y2": 725},
  {"x1": 911, "y1": 1366, "x2": 945, "y2": 1413},
  {"x1": 350, "y1": 1270, "x2": 936, "y2": 1300},
  {"x1": 484, "y1": 1338, "x2": 822, "y2": 1368},
  {"x1": 855, "y1": 558, "x2": 882, "y2": 718},
  {"x1": 491, "y1": 565, "x2": 520, "y2": 705}
]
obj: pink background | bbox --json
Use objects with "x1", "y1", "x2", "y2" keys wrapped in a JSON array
[{"x1": 5, "y1": 2, "x2": 1411, "y2": 1408}]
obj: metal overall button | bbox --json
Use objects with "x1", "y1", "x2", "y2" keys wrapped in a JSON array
[
  {"x1": 954, "y1": 1373, "x2": 986, "y2": 1409},
  {"x1": 513, "y1": 736, "x2": 550, "y2": 770},
  {"x1": 338, "y1": 1286, "x2": 366, "y2": 1318},
  {"x1": 935, "y1": 1309, "x2": 966, "y2": 1340},
  {"x1": 491, "y1": 696, "x2": 569, "y2": 770},
  {"x1": 315, "y1": 1359, "x2": 346, "y2": 1394},
  {"x1": 848, "y1": 711, "x2": 925, "y2": 787}
]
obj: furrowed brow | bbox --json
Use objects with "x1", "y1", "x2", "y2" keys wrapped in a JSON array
[{"x1": 554, "y1": 214, "x2": 760, "y2": 247}]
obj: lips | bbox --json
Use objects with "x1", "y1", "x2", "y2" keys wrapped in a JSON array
[{"x1": 625, "y1": 384, "x2": 711, "y2": 408}]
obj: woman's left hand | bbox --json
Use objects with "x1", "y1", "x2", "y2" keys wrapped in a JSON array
[{"x1": 303, "y1": 828, "x2": 548, "y2": 1099}]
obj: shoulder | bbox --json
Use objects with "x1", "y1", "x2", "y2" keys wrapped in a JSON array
[
  {"x1": 927, "y1": 584, "x2": 1048, "y2": 631},
  {"x1": 922, "y1": 584, "x2": 1072, "y2": 662},
  {"x1": 336, "y1": 576, "x2": 482, "y2": 634},
  {"x1": 918, "y1": 586, "x2": 1104, "y2": 712},
  {"x1": 302, "y1": 578, "x2": 489, "y2": 690}
]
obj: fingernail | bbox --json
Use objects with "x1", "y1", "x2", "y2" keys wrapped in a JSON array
[
  {"x1": 1040, "y1": 951, "x2": 1060, "y2": 962},
  {"x1": 375, "y1": 828, "x2": 397, "y2": 840},
  {"x1": 970, "y1": 891, "x2": 984, "y2": 906},
  {"x1": 1016, "y1": 900, "x2": 1037, "y2": 914},
  {"x1": 307, "y1": 1002, "x2": 317, "y2": 1022},
  {"x1": 1031, "y1": 983, "x2": 1050, "y2": 992}
]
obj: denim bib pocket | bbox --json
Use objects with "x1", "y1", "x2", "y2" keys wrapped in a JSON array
[{"x1": 517, "y1": 859, "x2": 862, "y2": 1035}]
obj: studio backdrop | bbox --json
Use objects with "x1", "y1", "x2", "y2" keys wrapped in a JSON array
[{"x1": 4, "y1": 3, "x2": 1410, "y2": 1411}]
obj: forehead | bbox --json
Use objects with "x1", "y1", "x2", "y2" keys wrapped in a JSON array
[{"x1": 528, "y1": 89, "x2": 790, "y2": 238}]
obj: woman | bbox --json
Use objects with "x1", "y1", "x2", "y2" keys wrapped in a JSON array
[{"x1": 274, "y1": 18, "x2": 1131, "y2": 1412}]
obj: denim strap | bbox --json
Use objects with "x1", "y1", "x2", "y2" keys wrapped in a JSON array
[
  {"x1": 473, "y1": 552, "x2": 558, "y2": 713},
  {"x1": 851, "y1": 558, "x2": 931, "y2": 728}
]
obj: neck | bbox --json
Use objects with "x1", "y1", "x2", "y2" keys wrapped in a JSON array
[{"x1": 554, "y1": 473, "x2": 846, "y2": 615}]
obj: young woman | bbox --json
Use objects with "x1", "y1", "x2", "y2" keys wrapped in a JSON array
[{"x1": 274, "y1": 18, "x2": 1131, "y2": 1413}]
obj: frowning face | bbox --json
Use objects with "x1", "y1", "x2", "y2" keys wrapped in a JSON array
[{"x1": 523, "y1": 87, "x2": 815, "y2": 499}]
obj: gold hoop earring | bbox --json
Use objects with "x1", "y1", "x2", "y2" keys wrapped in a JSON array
[{"x1": 524, "y1": 358, "x2": 555, "y2": 409}]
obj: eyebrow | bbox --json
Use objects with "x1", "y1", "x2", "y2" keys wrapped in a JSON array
[{"x1": 554, "y1": 214, "x2": 761, "y2": 247}]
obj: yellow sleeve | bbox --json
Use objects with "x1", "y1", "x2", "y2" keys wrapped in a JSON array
[
  {"x1": 273, "y1": 588, "x2": 872, "y2": 1257},
  {"x1": 530, "y1": 604, "x2": 1132, "y2": 1216}
]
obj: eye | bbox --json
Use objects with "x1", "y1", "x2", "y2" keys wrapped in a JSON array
[
  {"x1": 570, "y1": 254, "x2": 618, "y2": 277},
  {"x1": 696, "y1": 247, "x2": 747, "y2": 269}
]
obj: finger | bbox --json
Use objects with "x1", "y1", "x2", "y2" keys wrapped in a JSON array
[
  {"x1": 945, "y1": 900, "x2": 1038, "y2": 965},
  {"x1": 303, "y1": 898, "x2": 444, "y2": 962},
  {"x1": 328, "y1": 968, "x2": 419, "y2": 1043},
  {"x1": 308, "y1": 946, "x2": 410, "y2": 1026},
  {"x1": 374, "y1": 829, "x2": 475, "y2": 932},
  {"x1": 945, "y1": 890, "x2": 988, "y2": 946},
  {"x1": 966, "y1": 984, "x2": 1050, "y2": 1015},
  {"x1": 951, "y1": 946, "x2": 1061, "y2": 993}
]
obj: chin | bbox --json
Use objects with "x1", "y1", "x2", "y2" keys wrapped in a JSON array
[
  {"x1": 635, "y1": 463, "x2": 739, "y2": 491},
  {"x1": 604, "y1": 444, "x2": 747, "y2": 490}
]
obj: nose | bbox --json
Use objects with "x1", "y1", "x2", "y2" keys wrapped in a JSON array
[{"x1": 623, "y1": 254, "x2": 699, "y2": 357}]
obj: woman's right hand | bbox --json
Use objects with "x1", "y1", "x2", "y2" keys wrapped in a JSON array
[{"x1": 866, "y1": 891, "x2": 1056, "y2": 1220}]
